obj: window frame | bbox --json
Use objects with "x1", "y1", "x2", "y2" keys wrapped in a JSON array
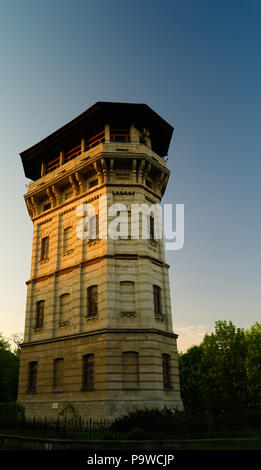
[
  {"x1": 88, "y1": 214, "x2": 99, "y2": 240},
  {"x1": 53, "y1": 357, "x2": 64, "y2": 392},
  {"x1": 27, "y1": 361, "x2": 37, "y2": 393},
  {"x1": 120, "y1": 281, "x2": 136, "y2": 316},
  {"x1": 122, "y1": 351, "x2": 140, "y2": 390},
  {"x1": 87, "y1": 285, "x2": 98, "y2": 317},
  {"x1": 63, "y1": 226, "x2": 72, "y2": 253},
  {"x1": 40, "y1": 236, "x2": 49, "y2": 261},
  {"x1": 35, "y1": 300, "x2": 44, "y2": 329},
  {"x1": 82, "y1": 354, "x2": 95, "y2": 390},
  {"x1": 59, "y1": 293, "x2": 70, "y2": 325},
  {"x1": 153, "y1": 285, "x2": 162, "y2": 318}
]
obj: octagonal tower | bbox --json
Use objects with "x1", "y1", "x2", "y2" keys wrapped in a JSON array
[{"x1": 18, "y1": 102, "x2": 183, "y2": 419}]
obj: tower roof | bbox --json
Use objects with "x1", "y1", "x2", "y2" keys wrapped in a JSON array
[{"x1": 20, "y1": 101, "x2": 174, "y2": 181}]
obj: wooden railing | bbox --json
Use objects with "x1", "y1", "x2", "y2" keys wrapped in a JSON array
[
  {"x1": 46, "y1": 156, "x2": 60, "y2": 173},
  {"x1": 64, "y1": 144, "x2": 82, "y2": 163},
  {"x1": 86, "y1": 130, "x2": 105, "y2": 150},
  {"x1": 44, "y1": 129, "x2": 131, "y2": 175}
]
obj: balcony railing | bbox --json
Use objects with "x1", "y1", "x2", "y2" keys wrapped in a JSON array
[{"x1": 64, "y1": 144, "x2": 82, "y2": 163}]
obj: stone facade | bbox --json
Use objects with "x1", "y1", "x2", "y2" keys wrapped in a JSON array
[{"x1": 18, "y1": 102, "x2": 183, "y2": 419}]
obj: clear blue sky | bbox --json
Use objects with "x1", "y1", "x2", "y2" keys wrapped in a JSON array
[{"x1": 0, "y1": 0, "x2": 260, "y2": 351}]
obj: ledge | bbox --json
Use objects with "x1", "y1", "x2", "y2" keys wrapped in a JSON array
[
  {"x1": 57, "y1": 321, "x2": 70, "y2": 327},
  {"x1": 20, "y1": 328, "x2": 178, "y2": 348},
  {"x1": 62, "y1": 249, "x2": 74, "y2": 257}
]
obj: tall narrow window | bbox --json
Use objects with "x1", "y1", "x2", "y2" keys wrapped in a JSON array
[
  {"x1": 162, "y1": 354, "x2": 172, "y2": 389},
  {"x1": 63, "y1": 226, "x2": 72, "y2": 252},
  {"x1": 87, "y1": 285, "x2": 98, "y2": 317},
  {"x1": 59, "y1": 293, "x2": 70, "y2": 324},
  {"x1": 122, "y1": 352, "x2": 139, "y2": 390},
  {"x1": 153, "y1": 285, "x2": 162, "y2": 318},
  {"x1": 82, "y1": 354, "x2": 94, "y2": 390},
  {"x1": 88, "y1": 215, "x2": 99, "y2": 240},
  {"x1": 27, "y1": 361, "x2": 37, "y2": 393},
  {"x1": 40, "y1": 236, "x2": 49, "y2": 260},
  {"x1": 148, "y1": 215, "x2": 155, "y2": 240},
  {"x1": 120, "y1": 281, "x2": 135, "y2": 315},
  {"x1": 35, "y1": 300, "x2": 44, "y2": 329},
  {"x1": 53, "y1": 358, "x2": 64, "y2": 392}
]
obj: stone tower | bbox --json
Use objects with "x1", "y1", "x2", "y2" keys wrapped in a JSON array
[{"x1": 18, "y1": 102, "x2": 183, "y2": 419}]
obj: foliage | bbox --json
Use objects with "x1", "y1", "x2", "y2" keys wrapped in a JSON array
[
  {"x1": 110, "y1": 407, "x2": 207, "y2": 436},
  {"x1": 0, "y1": 333, "x2": 20, "y2": 402},
  {"x1": 0, "y1": 401, "x2": 25, "y2": 424},
  {"x1": 179, "y1": 320, "x2": 261, "y2": 414},
  {"x1": 245, "y1": 322, "x2": 261, "y2": 405},
  {"x1": 58, "y1": 402, "x2": 80, "y2": 419}
]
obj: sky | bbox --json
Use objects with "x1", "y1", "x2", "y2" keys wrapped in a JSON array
[{"x1": 0, "y1": 0, "x2": 260, "y2": 352}]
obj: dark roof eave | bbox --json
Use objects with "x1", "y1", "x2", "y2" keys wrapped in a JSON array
[{"x1": 20, "y1": 102, "x2": 174, "y2": 179}]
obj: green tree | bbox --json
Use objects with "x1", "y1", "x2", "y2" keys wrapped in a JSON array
[
  {"x1": 0, "y1": 333, "x2": 20, "y2": 402},
  {"x1": 245, "y1": 322, "x2": 261, "y2": 405},
  {"x1": 200, "y1": 321, "x2": 248, "y2": 412},
  {"x1": 179, "y1": 345, "x2": 205, "y2": 412},
  {"x1": 179, "y1": 321, "x2": 248, "y2": 415}
]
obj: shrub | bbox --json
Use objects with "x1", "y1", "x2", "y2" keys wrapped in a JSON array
[
  {"x1": 0, "y1": 401, "x2": 25, "y2": 425},
  {"x1": 110, "y1": 407, "x2": 208, "y2": 436}
]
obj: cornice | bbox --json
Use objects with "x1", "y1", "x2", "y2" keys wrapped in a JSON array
[
  {"x1": 26, "y1": 253, "x2": 169, "y2": 285},
  {"x1": 20, "y1": 327, "x2": 178, "y2": 348}
]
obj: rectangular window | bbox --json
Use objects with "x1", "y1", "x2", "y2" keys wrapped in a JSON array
[
  {"x1": 27, "y1": 361, "x2": 37, "y2": 393},
  {"x1": 87, "y1": 285, "x2": 98, "y2": 317},
  {"x1": 122, "y1": 352, "x2": 139, "y2": 390},
  {"x1": 82, "y1": 354, "x2": 94, "y2": 390},
  {"x1": 110, "y1": 130, "x2": 130, "y2": 143},
  {"x1": 153, "y1": 285, "x2": 162, "y2": 317},
  {"x1": 40, "y1": 236, "x2": 49, "y2": 260},
  {"x1": 59, "y1": 293, "x2": 70, "y2": 324},
  {"x1": 162, "y1": 354, "x2": 172, "y2": 389},
  {"x1": 88, "y1": 215, "x2": 99, "y2": 240},
  {"x1": 120, "y1": 281, "x2": 135, "y2": 314},
  {"x1": 63, "y1": 226, "x2": 72, "y2": 252},
  {"x1": 53, "y1": 358, "x2": 64, "y2": 391},
  {"x1": 149, "y1": 215, "x2": 155, "y2": 240},
  {"x1": 35, "y1": 300, "x2": 44, "y2": 329}
]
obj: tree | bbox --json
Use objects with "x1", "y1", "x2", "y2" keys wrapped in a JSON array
[
  {"x1": 245, "y1": 322, "x2": 261, "y2": 405},
  {"x1": 179, "y1": 321, "x2": 248, "y2": 414},
  {"x1": 179, "y1": 345, "x2": 205, "y2": 412},
  {"x1": 200, "y1": 321, "x2": 248, "y2": 412},
  {"x1": 0, "y1": 333, "x2": 20, "y2": 402}
]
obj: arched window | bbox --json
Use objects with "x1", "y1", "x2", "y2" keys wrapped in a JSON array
[
  {"x1": 87, "y1": 285, "x2": 98, "y2": 317},
  {"x1": 53, "y1": 358, "x2": 64, "y2": 392},
  {"x1": 122, "y1": 351, "x2": 139, "y2": 390},
  {"x1": 162, "y1": 353, "x2": 172, "y2": 389},
  {"x1": 120, "y1": 281, "x2": 135, "y2": 315},
  {"x1": 59, "y1": 293, "x2": 70, "y2": 324}
]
